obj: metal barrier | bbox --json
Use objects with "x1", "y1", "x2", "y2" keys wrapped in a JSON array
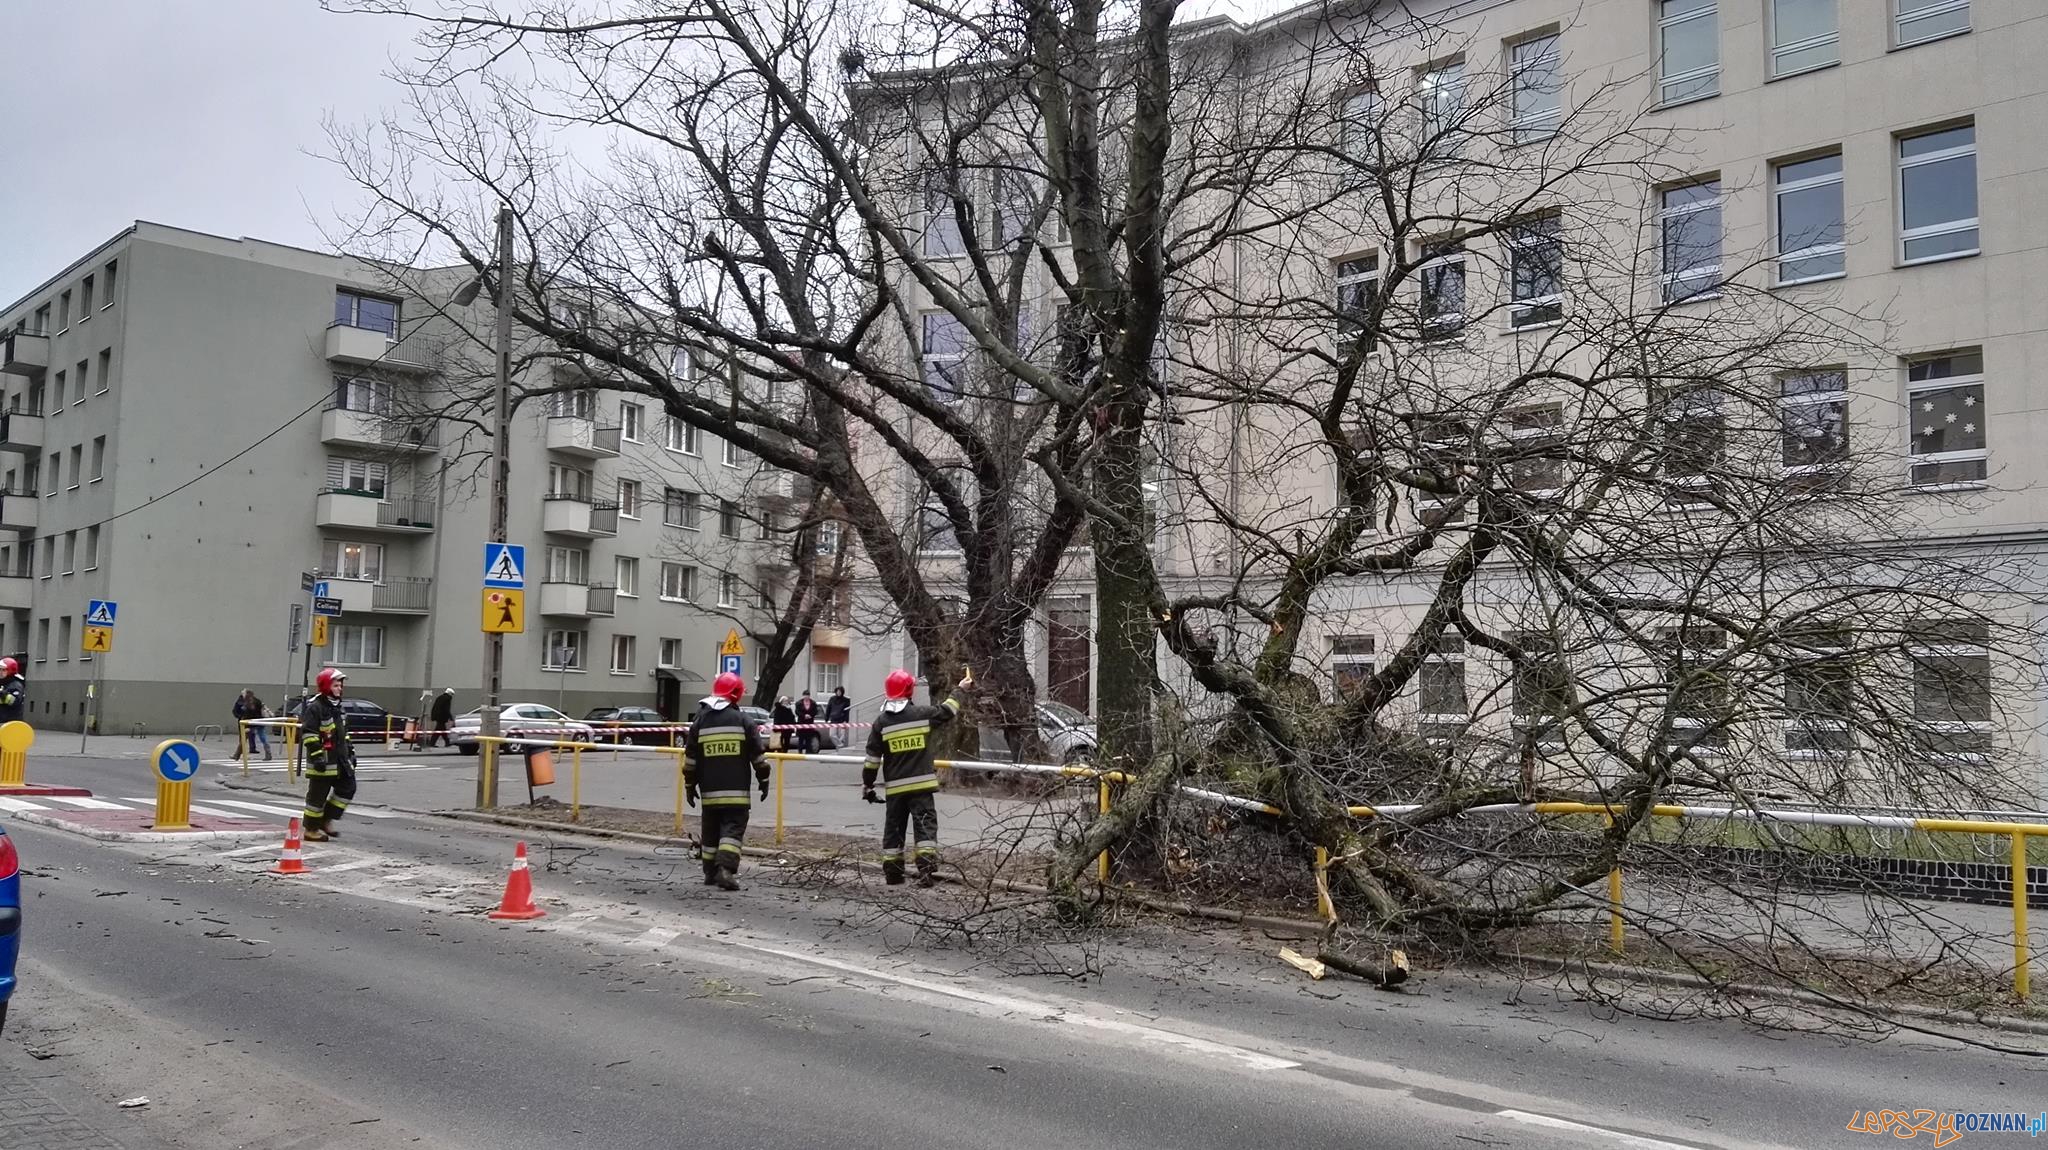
[{"x1": 193, "y1": 724, "x2": 224, "y2": 742}]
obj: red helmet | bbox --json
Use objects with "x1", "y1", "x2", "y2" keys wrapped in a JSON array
[
  {"x1": 0, "y1": 657, "x2": 17, "y2": 679},
  {"x1": 712, "y1": 671, "x2": 745, "y2": 702},
  {"x1": 884, "y1": 668, "x2": 916, "y2": 700},
  {"x1": 316, "y1": 667, "x2": 347, "y2": 697}
]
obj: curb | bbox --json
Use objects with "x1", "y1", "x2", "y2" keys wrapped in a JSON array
[
  {"x1": 3, "y1": 807, "x2": 277, "y2": 844},
  {"x1": 1513, "y1": 953, "x2": 2048, "y2": 1037}
]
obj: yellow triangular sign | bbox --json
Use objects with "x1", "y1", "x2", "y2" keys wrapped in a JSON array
[{"x1": 719, "y1": 628, "x2": 745, "y2": 656}]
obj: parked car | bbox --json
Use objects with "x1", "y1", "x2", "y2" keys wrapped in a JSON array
[
  {"x1": 977, "y1": 701, "x2": 1099, "y2": 765},
  {"x1": 452, "y1": 704, "x2": 598, "y2": 755},
  {"x1": 584, "y1": 706, "x2": 675, "y2": 745},
  {"x1": 283, "y1": 695, "x2": 398, "y2": 739},
  {"x1": 0, "y1": 819, "x2": 18, "y2": 1034}
]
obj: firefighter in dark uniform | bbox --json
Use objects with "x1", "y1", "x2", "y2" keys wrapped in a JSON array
[
  {"x1": 299, "y1": 667, "x2": 358, "y2": 842},
  {"x1": 862, "y1": 668, "x2": 971, "y2": 887},
  {"x1": 0, "y1": 657, "x2": 26, "y2": 724},
  {"x1": 684, "y1": 671, "x2": 770, "y2": 891}
]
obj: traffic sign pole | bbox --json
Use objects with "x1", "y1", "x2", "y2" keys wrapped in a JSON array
[{"x1": 80, "y1": 600, "x2": 117, "y2": 753}]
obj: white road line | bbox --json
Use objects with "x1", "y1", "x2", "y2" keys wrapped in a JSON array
[
  {"x1": 0, "y1": 796, "x2": 49, "y2": 813},
  {"x1": 42, "y1": 796, "x2": 130, "y2": 811},
  {"x1": 118, "y1": 797, "x2": 263, "y2": 821},
  {"x1": 315, "y1": 859, "x2": 383, "y2": 874},
  {"x1": 1495, "y1": 1109, "x2": 1703, "y2": 1149},
  {"x1": 208, "y1": 799, "x2": 306, "y2": 818},
  {"x1": 337, "y1": 807, "x2": 402, "y2": 820},
  {"x1": 216, "y1": 843, "x2": 280, "y2": 858}
]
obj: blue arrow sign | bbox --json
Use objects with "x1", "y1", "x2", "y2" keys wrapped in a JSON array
[
  {"x1": 86, "y1": 599, "x2": 117, "y2": 627},
  {"x1": 155, "y1": 739, "x2": 200, "y2": 783},
  {"x1": 484, "y1": 543, "x2": 526, "y2": 588}
]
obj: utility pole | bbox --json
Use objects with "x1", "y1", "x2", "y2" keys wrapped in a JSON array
[{"x1": 477, "y1": 205, "x2": 514, "y2": 809}]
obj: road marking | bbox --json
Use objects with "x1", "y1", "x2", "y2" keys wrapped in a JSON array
[
  {"x1": 119, "y1": 797, "x2": 254, "y2": 820},
  {"x1": 208, "y1": 799, "x2": 307, "y2": 818},
  {"x1": 1495, "y1": 1109, "x2": 1707, "y2": 1149},
  {"x1": 216, "y1": 843, "x2": 280, "y2": 858},
  {"x1": 42, "y1": 796, "x2": 130, "y2": 810},
  {"x1": 316, "y1": 859, "x2": 383, "y2": 874},
  {"x1": 0, "y1": 796, "x2": 48, "y2": 813}
]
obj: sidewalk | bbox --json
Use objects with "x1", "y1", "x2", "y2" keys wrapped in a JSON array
[{"x1": 0, "y1": 1041, "x2": 134, "y2": 1150}]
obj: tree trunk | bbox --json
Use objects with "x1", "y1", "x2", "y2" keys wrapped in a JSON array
[{"x1": 1092, "y1": 418, "x2": 1157, "y2": 768}]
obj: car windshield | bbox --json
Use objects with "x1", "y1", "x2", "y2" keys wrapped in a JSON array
[{"x1": 1038, "y1": 700, "x2": 1091, "y2": 728}]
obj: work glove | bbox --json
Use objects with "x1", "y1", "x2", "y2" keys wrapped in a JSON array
[
  {"x1": 685, "y1": 782, "x2": 699, "y2": 808},
  {"x1": 862, "y1": 787, "x2": 882, "y2": 804},
  {"x1": 758, "y1": 777, "x2": 770, "y2": 800}
]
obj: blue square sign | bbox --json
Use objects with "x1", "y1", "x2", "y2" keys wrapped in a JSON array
[
  {"x1": 484, "y1": 543, "x2": 526, "y2": 588},
  {"x1": 85, "y1": 599, "x2": 117, "y2": 628},
  {"x1": 720, "y1": 654, "x2": 742, "y2": 676}
]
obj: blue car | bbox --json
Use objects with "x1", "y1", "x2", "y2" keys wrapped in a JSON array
[{"x1": 0, "y1": 820, "x2": 17, "y2": 1033}]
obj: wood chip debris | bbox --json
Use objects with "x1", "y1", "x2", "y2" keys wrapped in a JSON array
[{"x1": 1277, "y1": 947, "x2": 1327, "y2": 980}]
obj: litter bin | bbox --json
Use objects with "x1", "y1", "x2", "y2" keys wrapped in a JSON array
[{"x1": 524, "y1": 747, "x2": 556, "y2": 787}]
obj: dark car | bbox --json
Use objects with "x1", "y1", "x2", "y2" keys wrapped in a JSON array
[
  {"x1": 584, "y1": 706, "x2": 675, "y2": 745},
  {"x1": 285, "y1": 695, "x2": 397, "y2": 740},
  {"x1": 0, "y1": 819, "x2": 19, "y2": 1033}
]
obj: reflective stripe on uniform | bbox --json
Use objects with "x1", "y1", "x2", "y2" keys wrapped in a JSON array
[
  {"x1": 942, "y1": 697, "x2": 960, "y2": 713},
  {"x1": 913, "y1": 839, "x2": 939, "y2": 857},
  {"x1": 716, "y1": 838, "x2": 743, "y2": 856},
  {"x1": 880, "y1": 851, "x2": 903, "y2": 862},
  {"x1": 304, "y1": 807, "x2": 325, "y2": 819},
  {"x1": 884, "y1": 774, "x2": 939, "y2": 795},
  {"x1": 700, "y1": 789, "x2": 750, "y2": 807}
]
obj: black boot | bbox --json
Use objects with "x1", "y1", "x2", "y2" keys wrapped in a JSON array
[
  {"x1": 714, "y1": 868, "x2": 741, "y2": 891},
  {"x1": 702, "y1": 862, "x2": 720, "y2": 886},
  {"x1": 882, "y1": 861, "x2": 906, "y2": 886},
  {"x1": 915, "y1": 866, "x2": 938, "y2": 889}
]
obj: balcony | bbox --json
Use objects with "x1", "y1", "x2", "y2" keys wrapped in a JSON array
[
  {"x1": 542, "y1": 496, "x2": 619, "y2": 538},
  {"x1": 0, "y1": 410, "x2": 42, "y2": 454},
  {"x1": 320, "y1": 405, "x2": 439, "y2": 454},
  {"x1": 314, "y1": 575, "x2": 434, "y2": 615},
  {"x1": 539, "y1": 581, "x2": 618, "y2": 618},
  {"x1": 325, "y1": 322, "x2": 434, "y2": 373},
  {"x1": 811, "y1": 624, "x2": 853, "y2": 649},
  {"x1": 545, "y1": 416, "x2": 621, "y2": 459},
  {"x1": 314, "y1": 490, "x2": 436, "y2": 535},
  {"x1": 0, "y1": 331, "x2": 48, "y2": 377},
  {"x1": 0, "y1": 574, "x2": 30, "y2": 611},
  {"x1": 0, "y1": 492, "x2": 36, "y2": 533}
]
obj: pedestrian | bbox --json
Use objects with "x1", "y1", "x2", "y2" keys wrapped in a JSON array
[
  {"x1": 825, "y1": 686, "x2": 851, "y2": 749},
  {"x1": 428, "y1": 687, "x2": 456, "y2": 748},
  {"x1": 794, "y1": 689, "x2": 819, "y2": 755},
  {"x1": 298, "y1": 668, "x2": 358, "y2": 843},
  {"x1": 862, "y1": 668, "x2": 972, "y2": 887},
  {"x1": 683, "y1": 671, "x2": 771, "y2": 891},
  {"x1": 771, "y1": 694, "x2": 796, "y2": 753},
  {"x1": 233, "y1": 689, "x2": 271, "y2": 759},
  {"x1": 0, "y1": 657, "x2": 26, "y2": 724}
]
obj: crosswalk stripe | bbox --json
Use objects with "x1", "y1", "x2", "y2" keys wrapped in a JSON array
[
  {"x1": 0, "y1": 796, "x2": 49, "y2": 813},
  {"x1": 206, "y1": 799, "x2": 306, "y2": 818},
  {"x1": 43, "y1": 796, "x2": 130, "y2": 810}
]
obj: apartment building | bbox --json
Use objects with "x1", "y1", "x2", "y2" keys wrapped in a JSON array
[
  {"x1": 847, "y1": 0, "x2": 2047, "y2": 770},
  {"x1": 0, "y1": 222, "x2": 816, "y2": 731}
]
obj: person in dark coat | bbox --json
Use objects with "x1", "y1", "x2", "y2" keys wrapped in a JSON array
[
  {"x1": 771, "y1": 695, "x2": 796, "y2": 753},
  {"x1": 824, "y1": 686, "x2": 851, "y2": 751},
  {"x1": 794, "y1": 689, "x2": 820, "y2": 754},
  {"x1": 428, "y1": 688, "x2": 456, "y2": 748}
]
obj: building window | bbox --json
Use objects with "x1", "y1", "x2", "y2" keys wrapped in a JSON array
[
  {"x1": 1783, "y1": 624, "x2": 1854, "y2": 755},
  {"x1": 1506, "y1": 404, "x2": 1565, "y2": 495},
  {"x1": 1657, "y1": 0, "x2": 1718, "y2": 104},
  {"x1": 713, "y1": 570, "x2": 734, "y2": 607},
  {"x1": 1898, "y1": 123, "x2": 1978, "y2": 264},
  {"x1": 660, "y1": 561, "x2": 696, "y2": 602},
  {"x1": 816, "y1": 520, "x2": 841, "y2": 557},
  {"x1": 33, "y1": 619, "x2": 46, "y2": 662},
  {"x1": 917, "y1": 477, "x2": 962, "y2": 553},
  {"x1": 57, "y1": 616, "x2": 70, "y2": 661},
  {"x1": 1770, "y1": 0, "x2": 1837, "y2": 77},
  {"x1": 814, "y1": 661, "x2": 844, "y2": 696},
  {"x1": 326, "y1": 457, "x2": 389, "y2": 497},
  {"x1": 334, "y1": 289, "x2": 400, "y2": 338},
  {"x1": 615, "y1": 556, "x2": 639, "y2": 597},
  {"x1": 51, "y1": 373, "x2": 64, "y2": 415},
  {"x1": 543, "y1": 629, "x2": 585, "y2": 672},
  {"x1": 43, "y1": 453, "x2": 56, "y2": 498},
  {"x1": 547, "y1": 463, "x2": 593, "y2": 501},
  {"x1": 550, "y1": 390, "x2": 596, "y2": 420},
  {"x1": 33, "y1": 304, "x2": 49, "y2": 334},
  {"x1": 620, "y1": 402, "x2": 644, "y2": 442},
  {"x1": 658, "y1": 638, "x2": 682, "y2": 668},
  {"x1": 57, "y1": 291, "x2": 71, "y2": 331},
  {"x1": 90, "y1": 437, "x2": 105, "y2": 482},
  {"x1": 1418, "y1": 59, "x2": 1465, "y2": 147},
  {"x1": 1331, "y1": 636, "x2": 1374, "y2": 701},
  {"x1": 1417, "y1": 634, "x2": 1468, "y2": 741},
  {"x1": 79, "y1": 275, "x2": 95, "y2": 316},
  {"x1": 662, "y1": 488, "x2": 700, "y2": 530},
  {"x1": 39, "y1": 538, "x2": 53, "y2": 578},
  {"x1": 67, "y1": 445, "x2": 81, "y2": 491},
  {"x1": 1907, "y1": 351, "x2": 1986, "y2": 487},
  {"x1": 721, "y1": 437, "x2": 740, "y2": 468},
  {"x1": 545, "y1": 546, "x2": 590, "y2": 584},
  {"x1": 1660, "y1": 626, "x2": 1729, "y2": 751},
  {"x1": 609, "y1": 634, "x2": 636, "y2": 674},
  {"x1": 73, "y1": 360, "x2": 87, "y2": 404},
  {"x1": 1418, "y1": 240, "x2": 1466, "y2": 336},
  {"x1": 1908, "y1": 618, "x2": 1990, "y2": 762},
  {"x1": 1659, "y1": 179, "x2": 1722, "y2": 302},
  {"x1": 618, "y1": 478, "x2": 641, "y2": 519},
  {"x1": 102, "y1": 260, "x2": 116, "y2": 308},
  {"x1": 1779, "y1": 369, "x2": 1849, "y2": 479},
  {"x1": 332, "y1": 624, "x2": 386, "y2": 667},
  {"x1": 665, "y1": 414, "x2": 700, "y2": 455},
  {"x1": 323, "y1": 540, "x2": 385, "y2": 582},
  {"x1": 61, "y1": 532, "x2": 75, "y2": 575},
  {"x1": 1773, "y1": 152, "x2": 1845, "y2": 284},
  {"x1": 96, "y1": 348, "x2": 110, "y2": 395},
  {"x1": 1339, "y1": 85, "x2": 1383, "y2": 167},
  {"x1": 921, "y1": 312, "x2": 969, "y2": 404},
  {"x1": 1510, "y1": 631, "x2": 1568, "y2": 742},
  {"x1": 1334, "y1": 255, "x2": 1378, "y2": 345},
  {"x1": 84, "y1": 526, "x2": 99, "y2": 570},
  {"x1": 719, "y1": 499, "x2": 741, "y2": 538},
  {"x1": 1654, "y1": 384, "x2": 1724, "y2": 507},
  {"x1": 922, "y1": 170, "x2": 965, "y2": 257},
  {"x1": 1508, "y1": 33, "x2": 1561, "y2": 142},
  {"x1": 333, "y1": 375, "x2": 392, "y2": 414},
  {"x1": 1897, "y1": 0, "x2": 1968, "y2": 46},
  {"x1": 1506, "y1": 215, "x2": 1563, "y2": 329}
]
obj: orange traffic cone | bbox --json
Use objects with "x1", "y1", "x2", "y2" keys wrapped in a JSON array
[
  {"x1": 487, "y1": 842, "x2": 545, "y2": 921},
  {"x1": 272, "y1": 817, "x2": 310, "y2": 875}
]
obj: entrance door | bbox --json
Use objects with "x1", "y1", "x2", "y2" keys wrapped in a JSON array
[{"x1": 1046, "y1": 598, "x2": 1092, "y2": 715}]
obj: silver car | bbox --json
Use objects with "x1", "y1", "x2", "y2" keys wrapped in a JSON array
[{"x1": 452, "y1": 703, "x2": 598, "y2": 755}]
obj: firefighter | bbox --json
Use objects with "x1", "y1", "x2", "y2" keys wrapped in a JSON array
[
  {"x1": 0, "y1": 657, "x2": 26, "y2": 724},
  {"x1": 683, "y1": 671, "x2": 770, "y2": 891},
  {"x1": 298, "y1": 668, "x2": 358, "y2": 843},
  {"x1": 862, "y1": 668, "x2": 971, "y2": 887}
]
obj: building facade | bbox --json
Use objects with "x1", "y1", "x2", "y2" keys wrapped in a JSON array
[{"x1": 0, "y1": 222, "x2": 819, "y2": 731}]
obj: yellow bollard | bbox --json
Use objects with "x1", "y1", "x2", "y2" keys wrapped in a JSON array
[
  {"x1": 1096, "y1": 774, "x2": 1111, "y2": 884},
  {"x1": 0, "y1": 721, "x2": 32, "y2": 787},
  {"x1": 2015, "y1": 832, "x2": 2032, "y2": 1000},
  {"x1": 1604, "y1": 814, "x2": 1624, "y2": 955},
  {"x1": 155, "y1": 775, "x2": 192, "y2": 830},
  {"x1": 775, "y1": 755, "x2": 786, "y2": 846},
  {"x1": 479, "y1": 738, "x2": 497, "y2": 809},
  {"x1": 237, "y1": 721, "x2": 249, "y2": 769},
  {"x1": 1315, "y1": 846, "x2": 1336, "y2": 923},
  {"x1": 571, "y1": 745, "x2": 583, "y2": 823}
]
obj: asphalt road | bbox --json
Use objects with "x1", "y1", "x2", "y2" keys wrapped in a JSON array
[{"x1": 8, "y1": 791, "x2": 2048, "y2": 1150}]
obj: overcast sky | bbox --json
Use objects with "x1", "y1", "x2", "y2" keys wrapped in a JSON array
[{"x1": 0, "y1": 0, "x2": 1289, "y2": 307}]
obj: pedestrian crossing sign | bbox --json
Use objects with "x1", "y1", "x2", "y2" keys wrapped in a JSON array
[
  {"x1": 483, "y1": 543, "x2": 526, "y2": 589},
  {"x1": 86, "y1": 599, "x2": 117, "y2": 627},
  {"x1": 82, "y1": 626, "x2": 112, "y2": 653},
  {"x1": 483, "y1": 588, "x2": 525, "y2": 634}
]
